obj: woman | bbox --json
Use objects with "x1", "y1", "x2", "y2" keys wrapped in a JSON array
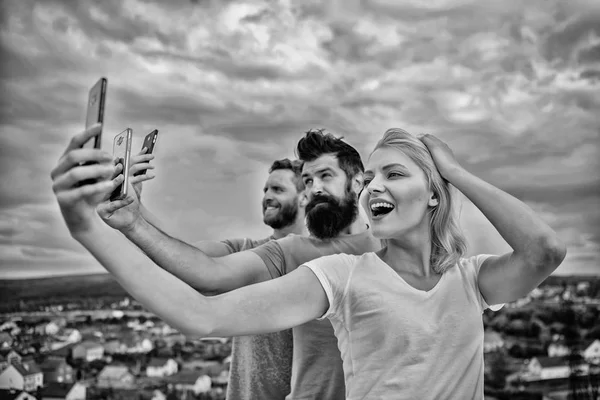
[{"x1": 61, "y1": 128, "x2": 566, "y2": 399}]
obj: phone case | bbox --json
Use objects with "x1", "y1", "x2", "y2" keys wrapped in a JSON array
[
  {"x1": 83, "y1": 77, "x2": 107, "y2": 150},
  {"x1": 134, "y1": 129, "x2": 159, "y2": 176},
  {"x1": 111, "y1": 128, "x2": 133, "y2": 201}
]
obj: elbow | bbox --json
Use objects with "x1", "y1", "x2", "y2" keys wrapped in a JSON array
[
  {"x1": 527, "y1": 234, "x2": 567, "y2": 272},
  {"x1": 179, "y1": 322, "x2": 213, "y2": 340}
]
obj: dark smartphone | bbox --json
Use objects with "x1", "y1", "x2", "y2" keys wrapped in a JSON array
[
  {"x1": 134, "y1": 129, "x2": 159, "y2": 177},
  {"x1": 79, "y1": 78, "x2": 107, "y2": 186},
  {"x1": 83, "y1": 78, "x2": 107, "y2": 149},
  {"x1": 111, "y1": 129, "x2": 133, "y2": 201}
]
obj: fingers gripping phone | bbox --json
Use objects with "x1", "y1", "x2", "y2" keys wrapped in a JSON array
[
  {"x1": 134, "y1": 129, "x2": 159, "y2": 177},
  {"x1": 83, "y1": 78, "x2": 107, "y2": 149},
  {"x1": 111, "y1": 129, "x2": 133, "y2": 201}
]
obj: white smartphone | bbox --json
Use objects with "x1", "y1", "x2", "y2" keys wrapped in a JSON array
[{"x1": 111, "y1": 128, "x2": 133, "y2": 201}]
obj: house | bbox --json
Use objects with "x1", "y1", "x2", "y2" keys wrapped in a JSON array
[
  {"x1": 45, "y1": 322, "x2": 61, "y2": 336},
  {"x1": 41, "y1": 381, "x2": 86, "y2": 400},
  {"x1": 0, "y1": 389, "x2": 38, "y2": 400},
  {"x1": 583, "y1": 339, "x2": 600, "y2": 364},
  {"x1": 0, "y1": 362, "x2": 43, "y2": 392},
  {"x1": 166, "y1": 370, "x2": 211, "y2": 395},
  {"x1": 146, "y1": 358, "x2": 178, "y2": 377},
  {"x1": 56, "y1": 329, "x2": 81, "y2": 344},
  {"x1": 0, "y1": 348, "x2": 21, "y2": 370},
  {"x1": 0, "y1": 322, "x2": 20, "y2": 337},
  {"x1": 72, "y1": 341, "x2": 104, "y2": 362},
  {"x1": 527, "y1": 356, "x2": 589, "y2": 380},
  {"x1": 124, "y1": 337, "x2": 154, "y2": 354},
  {"x1": 483, "y1": 330, "x2": 504, "y2": 353},
  {"x1": 547, "y1": 342, "x2": 570, "y2": 358},
  {"x1": 39, "y1": 357, "x2": 74, "y2": 383},
  {"x1": 150, "y1": 389, "x2": 167, "y2": 400},
  {"x1": 0, "y1": 332, "x2": 13, "y2": 348},
  {"x1": 102, "y1": 339, "x2": 127, "y2": 355},
  {"x1": 96, "y1": 365, "x2": 135, "y2": 389},
  {"x1": 47, "y1": 343, "x2": 76, "y2": 359}
]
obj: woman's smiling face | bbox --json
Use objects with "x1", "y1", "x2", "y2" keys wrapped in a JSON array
[{"x1": 360, "y1": 147, "x2": 438, "y2": 239}]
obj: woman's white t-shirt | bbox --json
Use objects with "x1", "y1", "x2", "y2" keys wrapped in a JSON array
[{"x1": 304, "y1": 252, "x2": 502, "y2": 400}]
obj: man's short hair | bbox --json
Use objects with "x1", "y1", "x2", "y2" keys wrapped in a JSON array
[
  {"x1": 269, "y1": 158, "x2": 305, "y2": 192},
  {"x1": 296, "y1": 128, "x2": 364, "y2": 179}
]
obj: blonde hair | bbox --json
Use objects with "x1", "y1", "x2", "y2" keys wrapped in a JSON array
[{"x1": 372, "y1": 128, "x2": 467, "y2": 273}]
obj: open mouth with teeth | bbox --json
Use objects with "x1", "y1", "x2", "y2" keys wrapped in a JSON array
[{"x1": 370, "y1": 202, "x2": 395, "y2": 217}]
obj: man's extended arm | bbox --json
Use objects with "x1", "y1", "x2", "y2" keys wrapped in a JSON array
[{"x1": 123, "y1": 216, "x2": 272, "y2": 295}]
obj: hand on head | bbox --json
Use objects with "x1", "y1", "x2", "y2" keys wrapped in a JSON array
[{"x1": 419, "y1": 134, "x2": 462, "y2": 180}]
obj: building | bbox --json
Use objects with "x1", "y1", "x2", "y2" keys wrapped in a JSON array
[
  {"x1": 102, "y1": 339, "x2": 127, "y2": 355},
  {"x1": 483, "y1": 330, "x2": 504, "y2": 353},
  {"x1": 0, "y1": 389, "x2": 37, "y2": 400},
  {"x1": 547, "y1": 342, "x2": 570, "y2": 358},
  {"x1": 528, "y1": 356, "x2": 589, "y2": 380},
  {"x1": 583, "y1": 339, "x2": 600, "y2": 364},
  {"x1": 56, "y1": 329, "x2": 82, "y2": 344},
  {"x1": 124, "y1": 337, "x2": 154, "y2": 354},
  {"x1": 146, "y1": 358, "x2": 178, "y2": 378},
  {"x1": 0, "y1": 362, "x2": 43, "y2": 392},
  {"x1": 0, "y1": 332, "x2": 13, "y2": 349},
  {"x1": 41, "y1": 381, "x2": 86, "y2": 400},
  {"x1": 166, "y1": 370, "x2": 211, "y2": 395},
  {"x1": 0, "y1": 349, "x2": 21, "y2": 371},
  {"x1": 96, "y1": 365, "x2": 135, "y2": 389},
  {"x1": 39, "y1": 357, "x2": 74, "y2": 383},
  {"x1": 72, "y1": 341, "x2": 104, "y2": 362}
]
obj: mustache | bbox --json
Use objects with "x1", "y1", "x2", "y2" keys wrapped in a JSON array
[
  {"x1": 306, "y1": 194, "x2": 337, "y2": 209},
  {"x1": 263, "y1": 200, "x2": 279, "y2": 208}
]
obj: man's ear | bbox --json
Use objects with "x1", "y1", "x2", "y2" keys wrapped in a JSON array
[
  {"x1": 352, "y1": 172, "x2": 364, "y2": 194},
  {"x1": 298, "y1": 191, "x2": 309, "y2": 208},
  {"x1": 428, "y1": 192, "x2": 439, "y2": 207}
]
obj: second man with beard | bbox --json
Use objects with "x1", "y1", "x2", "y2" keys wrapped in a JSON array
[{"x1": 79, "y1": 129, "x2": 381, "y2": 399}]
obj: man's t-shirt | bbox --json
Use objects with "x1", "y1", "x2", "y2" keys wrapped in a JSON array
[
  {"x1": 221, "y1": 236, "x2": 294, "y2": 400},
  {"x1": 251, "y1": 229, "x2": 382, "y2": 400},
  {"x1": 304, "y1": 252, "x2": 503, "y2": 400}
]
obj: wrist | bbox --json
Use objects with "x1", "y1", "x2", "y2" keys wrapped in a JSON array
[
  {"x1": 71, "y1": 216, "x2": 105, "y2": 244},
  {"x1": 440, "y1": 164, "x2": 466, "y2": 182},
  {"x1": 121, "y1": 214, "x2": 148, "y2": 238}
]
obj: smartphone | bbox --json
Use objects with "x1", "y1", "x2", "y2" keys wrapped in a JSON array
[
  {"x1": 111, "y1": 129, "x2": 133, "y2": 201},
  {"x1": 83, "y1": 78, "x2": 107, "y2": 149},
  {"x1": 134, "y1": 129, "x2": 159, "y2": 177}
]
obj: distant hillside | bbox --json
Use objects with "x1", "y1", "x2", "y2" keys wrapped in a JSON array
[
  {"x1": 0, "y1": 272, "x2": 597, "y2": 305},
  {"x1": 0, "y1": 273, "x2": 128, "y2": 302}
]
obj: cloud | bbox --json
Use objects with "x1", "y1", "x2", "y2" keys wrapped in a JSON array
[{"x1": 1, "y1": 0, "x2": 598, "y2": 278}]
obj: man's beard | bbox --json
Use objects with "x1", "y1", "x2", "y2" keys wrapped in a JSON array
[
  {"x1": 305, "y1": 183, "x2": 358, "y2": 240},
  {"x1": 263, "y1": 197, "x2": 299, "y2": 230}
]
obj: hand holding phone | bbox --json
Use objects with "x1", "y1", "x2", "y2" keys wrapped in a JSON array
[
  {"x1": 134, "y1": 129, "x2": 159, "y2": 177},
  {"x1": 111, "y1": 129, "x2": 133, "y2": 201}
]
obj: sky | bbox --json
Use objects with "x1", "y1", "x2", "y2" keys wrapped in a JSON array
[{"x1": 0, "y1": 0, "x2": 599, "y2": 279}]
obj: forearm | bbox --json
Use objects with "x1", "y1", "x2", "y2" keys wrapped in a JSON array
[
  {"x1": 74, "y1": 220, "x2": 211, "y2": 337},
  {"x1": 122, "y1": 217, "x2": 226, "y2": 294},
  {"x1": 140, "y1": 203, "x2": 168, "y2": 233},
  {"x1": 447, "y1": 167, "x2": 566, "y2": 266}
]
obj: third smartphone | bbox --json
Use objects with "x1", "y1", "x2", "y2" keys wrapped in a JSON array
[
  {"x1": 134, "y1": 129, "x2": 159, "y2": 177},
  {"x1": 111, "y1": 129, "x2": 133, "y2": 201}
]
